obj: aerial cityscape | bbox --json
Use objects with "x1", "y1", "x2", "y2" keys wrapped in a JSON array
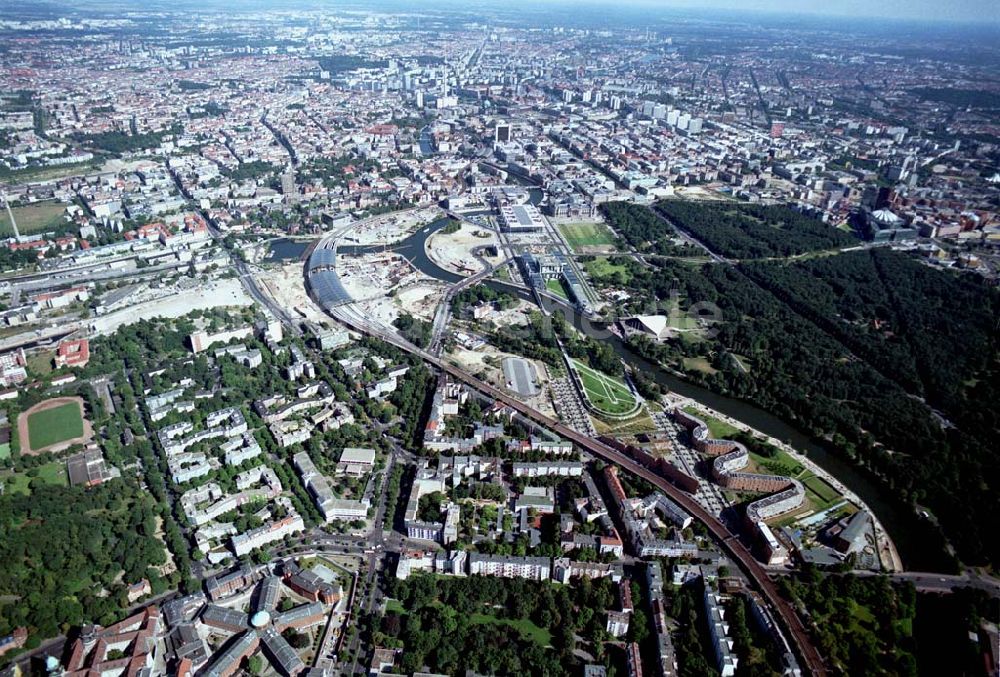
[{"x1": 0, "y1": 1, "x2": 998, "y2": 675}]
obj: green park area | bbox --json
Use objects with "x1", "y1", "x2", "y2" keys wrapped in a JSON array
[
  {"x1": 572, "y1": 359, "x2": 639, "y2": 417},
  {"x1": 0, "y1": 200, "x2": 67, "y2": 236},
  {"x1": 27, "y1": 401, "x2": 84, "y2": 450},
  {"x1": 682, "y1": 356, "x2": 718, "y2": 375},
  {"x1": 683, "y1": 407, "x2": 740, "y2": 439},
  {"x1": 800, "y1": 473, "x2": 842, "y2": 511},
  {"x1": 469, "y1": 613, "x2": 552, "y2": 646},
  {"x1": 383, "y1": 600, "x2": 551, "y2": 647},
  {"x1": 1, "y1": 460, "x2": 68, "y2": 495},
  {"x1": 558, "y1": 222, "x2": 615, "y2": 250},
  {"x1": 0, "y1": 158, "x2": 102, "y2": 186},
  {"x1": 583, "y1": 256, "x2": 632, "y2": 285}
]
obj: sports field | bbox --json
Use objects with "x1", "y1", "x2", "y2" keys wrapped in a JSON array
[
  {"x1": 0, "y1": 200, "x2": 67, "y2": 236},
  {"x1": 558, "y1": 222, "x2": 615, "y2": 251},
  {"x1": 26, "y1": 400, "x2": 85, "y2": 451},
  {"x1": 572, "y1": 359, "x2": 639, "y2": 417}
]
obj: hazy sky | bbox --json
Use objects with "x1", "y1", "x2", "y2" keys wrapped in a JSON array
[{"x1": 617, "y1": 0, "x2": 1000, "y2": 23}]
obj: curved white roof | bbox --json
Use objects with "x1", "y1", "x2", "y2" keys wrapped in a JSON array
[{"x1": 872, "y1": 208, "x2": 903, "y2": 225}]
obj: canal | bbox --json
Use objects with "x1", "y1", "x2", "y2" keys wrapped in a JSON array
[{"x1": 266, "y1": 238, "x2": 311, "y2": 262}]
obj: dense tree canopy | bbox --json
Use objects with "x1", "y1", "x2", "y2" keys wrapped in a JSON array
[
  {"x1": 778, "y1": 567, "x2": 919, "y2": 676},
  {"x1": 655, "y1": 200, "x2": 856, "y2": 259},
  {"x1": 0, "y1": 481, "x2": 167, "y2": 642},
  {"x1": 593, "y1": 244, "x2": 997, "y2": 567},
  {"x1": 383, "y1": 573, "x2": 622, "y2": 675}
]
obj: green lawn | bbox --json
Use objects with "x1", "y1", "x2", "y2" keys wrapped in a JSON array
[
  {"x1": 682, "y1": 407, "x2": 740, "y2": 439},
  {"x1": 1, "y1": 460, "x2": 67, "y2": 495},
  {"x1": 25, "y1": 350, "x2": 54, "y2": 378},
  {"x1": 802, "y1": 473, "x2": 841, "y2": 509},
  {"x1": 0, "y1": 159, "x2": 102, "y2": 186},
  {"x1": 682, "y1": 356, "x2": 719, "y2": 375},
  {"x1": 583, "y1": 257, "x2": 632, "y2": 284},
  {"x1": 27, "y1": 402, "x2": 84, "y2": 450},
  {"x1": 572, "y1": 359, "x2": 638, "y2": 417},
  {"x1": 592, "y1": 409, "x2": 657, "y2": 435},
  {"x1": 0, "y1": 443, "x2": 9, "y2": 460},
  {"x1": 545, "y1": 278, "x2": 569, "y2": 300},
  {"x1": 469, "y1": 613, "x2": 552, "y2": 647},
  {"x1": 558, "y1": 222, "x2": 615, "y2": 250},
  {"x1": 748, "y1": 446, "x2": 806, "y2": 479},
  {"x1": 0, "y1": 200, "x2": 67, "y2": 236}
]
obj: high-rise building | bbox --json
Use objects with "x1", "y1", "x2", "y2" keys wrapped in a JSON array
[{"x1": 494, "y1": 122, "x2": 511, "y2": 143}]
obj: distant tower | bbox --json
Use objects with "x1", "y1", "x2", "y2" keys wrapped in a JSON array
[{"x1": 2, "y1": 193, "x2": 19, "y2": 240}]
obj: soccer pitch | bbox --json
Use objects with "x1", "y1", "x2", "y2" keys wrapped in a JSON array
[
  {"x1": 27, "y1": 401, "x2": 85, "y2": 451},
  {"x1": 558, "y1": 222, "x2": 615, "y2": 250},
  {"x1": 571, "y1": 359, "x2": 639, "y2": 417}
]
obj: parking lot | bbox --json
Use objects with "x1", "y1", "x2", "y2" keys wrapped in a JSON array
[{"x1": 650, "y1": 409, "x2": 729, "y2": 517}]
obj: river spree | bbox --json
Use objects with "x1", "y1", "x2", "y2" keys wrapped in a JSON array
[{"x1": 331, "y1": 205, "x2": 945, "y2": 570}]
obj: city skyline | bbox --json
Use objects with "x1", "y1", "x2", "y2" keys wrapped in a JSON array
[{"x1": 0, "y1": 3, "x2": 997, "y2": 676}]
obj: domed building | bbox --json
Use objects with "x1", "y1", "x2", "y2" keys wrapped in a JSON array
[
  {"x1": 871, "y1": 208, "x2": 904, "y2": 228},
  {"x1": 865, "y1": 206, "x2": 917, "y2": 242}
]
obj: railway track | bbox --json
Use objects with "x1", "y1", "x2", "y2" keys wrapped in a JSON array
[
  {"x1": 320, "y1": 300, "x2": 827, "y2": 676},
  {"x1": 307, "y1": 220, "x2": 828, "y2": 675},
  {"x1": 436, "y1": 361, "x2": 827, "y2": 676}
]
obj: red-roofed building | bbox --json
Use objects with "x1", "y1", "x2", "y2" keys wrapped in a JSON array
[
  {"x1": 184, "y1": 214, "x2": 209, "y2": 233},
  {"x1": 30, "y1": 285, "x2": 88, "y2": 309},
  {"x1": 55, "y1": 338, "x2": 90, "y2": 368},
  {"x1": 54, "y1": 236, "x2": 78, "y2": 251},
  {"x1": 135, "y1": 222, "x2": 171, "y2": 243},
  {"x1": 604, "y1": 466, "x2": 628, "y2": 505},
  {"x1": 366, "y1": 124, "x2": 399, "y2": 136},
  {"x1": 8, "y1": 239, "x2": 47, "y2": 253},
  {"x1": 64, "y1": 606, "x2": 160, "y2": 677},
  {"x1": 0, "y1": 627, "x2": 28, "y2": 657}
]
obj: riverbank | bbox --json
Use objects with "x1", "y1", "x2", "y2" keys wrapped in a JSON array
[
  {"x1": 669, "y1": 394, "x2": 903, "y2": 572},
  {"x1": 314, "y1": 199, "x2": 940, "y2": 571}
]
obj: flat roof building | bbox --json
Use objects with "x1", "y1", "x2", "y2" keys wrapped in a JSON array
[
  {"x1": 336, "y1": 447, "x2": 376, "y2": 476},
  {"x1": 499, "y1": 203, "x2": 546, "y2": 232}
]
